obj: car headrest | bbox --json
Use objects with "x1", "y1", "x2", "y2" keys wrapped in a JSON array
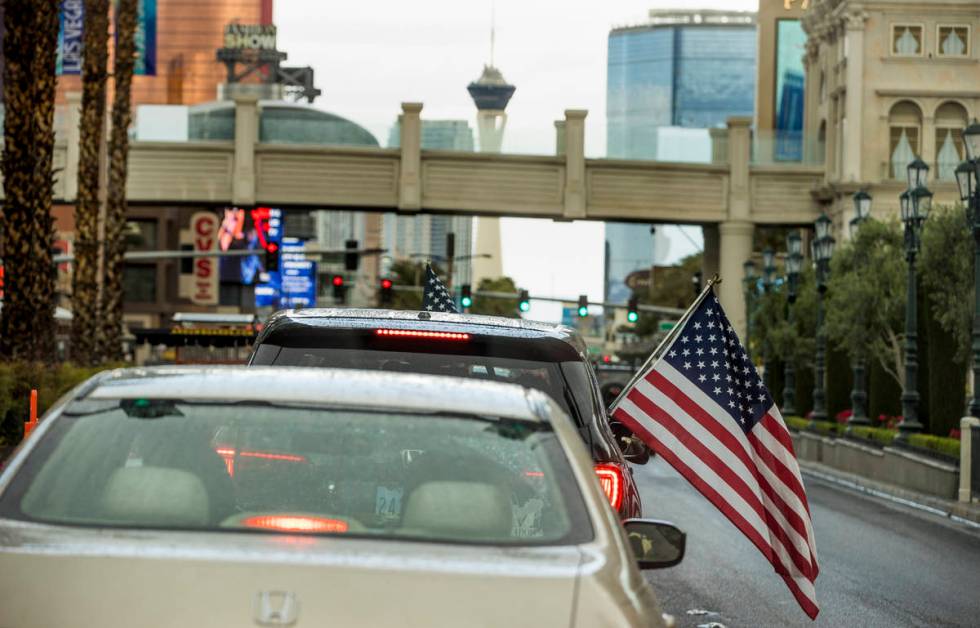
[
  {"x1": 101, "y1": 466, "x2": 210, "y2": 527},
  {"x1": 401, "y1": 481, "x2": 512, "y2": 540}
]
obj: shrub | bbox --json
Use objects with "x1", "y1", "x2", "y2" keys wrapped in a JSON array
[
  {"x1": 906, "y1": 433, "x2": 961, "y2": 460},
  {"x1": 847, "y1": 425, "x2": 897, "y2": 448},
  {"x1": 784, "y1": 416, "x2": 808, "y2": 432}
]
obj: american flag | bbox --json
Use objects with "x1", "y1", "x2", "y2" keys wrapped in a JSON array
[
  {"x1": 611, "y1": 289, "x2": 819, "y2": 619},
  {"x1": 422, "y1": 265, "x2": 458, "y2": 313}
]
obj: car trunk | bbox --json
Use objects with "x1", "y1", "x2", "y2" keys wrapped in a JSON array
[{"x1": 0, "y1": 523, "x2": 582, "y2": 628}]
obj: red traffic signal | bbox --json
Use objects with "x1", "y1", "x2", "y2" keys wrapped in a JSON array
[
  {"x1": 380, "y1": 278, "x2": 393, "y2": 290},
  {"x1": 332, "y1": 275, "x2": 344, "y2": 287}
]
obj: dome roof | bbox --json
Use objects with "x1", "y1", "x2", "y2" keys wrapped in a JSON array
[{"x1": 188, "y1": 101, "x2": 379, "y2": 147}]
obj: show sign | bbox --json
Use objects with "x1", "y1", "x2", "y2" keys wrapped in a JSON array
[{"x1": 223, "y1": 24, "x2": 277, "y2": 51}]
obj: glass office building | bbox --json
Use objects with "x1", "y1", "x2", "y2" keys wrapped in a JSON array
[{"x1": 604, "y1": 10, "x2": 756, "y2": 301}]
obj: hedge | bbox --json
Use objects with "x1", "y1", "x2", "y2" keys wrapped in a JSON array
[
  {"x1": 847, "y1": 425, "x2": 897, "y2": 448},
  {"x1": 0, "y1": 362, "x2": 117, "y2": 447},
  {"x1": 907, "y1": 433, "x2": 961, "y2": 459}
]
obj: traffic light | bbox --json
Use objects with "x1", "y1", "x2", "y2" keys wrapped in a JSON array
[
  {"x1": 379, "y1": 277, "x2": 393, "y2": 306},
  {"x1": 518, "y1": 289, "x2": 530, "y2": 313},
  {"x1": 460, "y1": 284, "x2": 473, "y2": 309},
  {"x1": 264, "y1": 241, "x2": 280, "y2": 272},
  {"x1": 577, "y1": 295, "x2": 588, "y2": 318},
  {"x1": 332, "y1": 274, "x2": 345, "y2": 302},
  {"x1": 344, "y1": 240, "x2": 359, "y2": 271},
  {"x1": 627, "y1": 296, "x2": 639, "y2": 323}
]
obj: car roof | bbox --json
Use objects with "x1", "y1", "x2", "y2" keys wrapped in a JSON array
[
  {"x1": 79, "y1": 366, "x2": 551, "y2": 422},
  {"x1": 259, "y1": 308, "x2": 588, "y2": 355}
]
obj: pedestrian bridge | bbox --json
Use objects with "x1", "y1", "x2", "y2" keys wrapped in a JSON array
[{"x1": 42, "y1": 98, "x2": 827, "y2": 336}]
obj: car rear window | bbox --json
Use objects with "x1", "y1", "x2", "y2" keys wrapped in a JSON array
[{"x1": 0, "y1": 400, "x2": 592, "y2": 546}]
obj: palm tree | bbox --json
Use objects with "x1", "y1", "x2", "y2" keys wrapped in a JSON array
[
  {"x1": 0, "y1": 0, "x2": 60, "y2": 362},
  {"x1": 71, "y1": 0, "x2": 110, "y2": 365},
  {"x1": 99, "y1": 0, "x2": 139, "y2": 362}
]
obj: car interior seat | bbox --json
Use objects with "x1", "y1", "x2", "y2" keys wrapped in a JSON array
[
  {"x1": 400, "y1": 480, "x2": 513, "y2": 540},
  {"x1": 100, "y1": 466, "x2": 210, "y2": 527}
]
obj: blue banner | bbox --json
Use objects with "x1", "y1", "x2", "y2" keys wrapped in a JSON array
[
  {"x1": 56, "y1": 0, "x2": 84, "y2": 75},
  {"x1": 134, "y1": 0, "x2": 157, "y2": 76}
]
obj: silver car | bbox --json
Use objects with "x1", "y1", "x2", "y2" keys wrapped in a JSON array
[{"x1": 0, "y1": 367, "x2": 684, "y2": 627}]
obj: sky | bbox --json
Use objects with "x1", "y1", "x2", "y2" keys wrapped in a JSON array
[{"x1": 274, "y1": 0, "x2": 759, "y2": 321}]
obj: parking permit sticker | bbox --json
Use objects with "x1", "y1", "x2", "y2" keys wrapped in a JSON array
[
  {"x1": 512, "y1": 498, "x2": 544, "y2": 537},
  {"x1": 375, "y1": 486, "x2": 403, "y2": 518}
]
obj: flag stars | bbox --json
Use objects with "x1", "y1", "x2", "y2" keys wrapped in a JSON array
[
  {"x1": 683, "y1": 361, "x2": 692, "y2": 370},
  {"x1": 668, "y1": 350, "x2": 677, "y2": 358},
  {"x1": 693, "y1": 322, "x2": 702, "y2": 330},
  {"x1": 681, "y1": 336, "x2": 689, "y2": 344},
  {"x1": 682, "y1": 348, "x2": 690, "y2": 357},
  {"x1": 698, "y1": 374, "x2": 707, "y2": 383},
  {"x1": 713, "y1": 386, "x2": 722, "y2": 395},
  {"x1": 697, "y1": 361, "x2": 706, "y2": 369},
  {"x1": 695, "y1": 335, "x2": 703, "y2": 343},
  {"x1": 712, "y1": 373, "x2": 721, "y2": 382}
]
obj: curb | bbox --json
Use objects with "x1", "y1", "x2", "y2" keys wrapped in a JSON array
[{"x1": 798, "y1": 460, "x2": 980, "y2": 529}]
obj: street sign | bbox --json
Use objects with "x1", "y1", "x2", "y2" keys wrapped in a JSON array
[{"x1": 659, "y1": 320, "x2": 677, "y2": 331}]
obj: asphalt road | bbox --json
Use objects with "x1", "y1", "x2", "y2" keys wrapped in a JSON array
[{"x1": 635, "y1": 456, "x2": 980, "y2": 627}]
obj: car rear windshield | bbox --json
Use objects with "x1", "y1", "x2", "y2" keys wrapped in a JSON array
[
  {"x1": 0, "y1": 400, "x2": 592, "y2": 546},
  {"x1": 251, "y1": 344, "x2": 596, "y2": 428}
]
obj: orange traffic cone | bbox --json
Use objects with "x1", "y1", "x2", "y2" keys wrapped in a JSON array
[{"x1": 23, "y1": 389, "x2": 38, "y2": 439}]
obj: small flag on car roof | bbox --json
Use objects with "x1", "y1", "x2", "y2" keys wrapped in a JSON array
[
  {"x1": 422, "y1": 264, "x2": 458, "y2": 313},
  {"x1": 609, "y1": 280, "x2": 820, "y2": 620}
]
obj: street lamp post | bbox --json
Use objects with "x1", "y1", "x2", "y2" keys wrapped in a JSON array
[
  {"x1": 782, "y1": 231, "x2": 803, "y2": 416},
  {"x1": 743, "y1": 260, "x2": 757, "y2": 362},
  {"x1": 896, "y1": 158, "x2": 933, "y2": 441},
  {"x1": 957, "y1": 119, "x2": 980, "y2": 418},
  {"x1": 809, "y1": 213, "x2": 835, "y2": 426},
  {"x1": 847, "y1": 190, "x2": 873, "y2": 428},
  {"x1": 762, "y1": 247, "x2": 777, "y2": 388}
]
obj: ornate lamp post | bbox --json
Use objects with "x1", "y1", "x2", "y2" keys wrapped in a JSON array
[
  {"x1": 743, "y1": 260, "x2": 757, "y2": 362},
  {"x1": 847, "y1": 190, "x2": 873, "y2": 428},
  {"x1": 782, "y1": 231, "x2": 803, "y2": 416},
  {"x1": 809, "y1": 213, "x2": 835, "y2": 426},
  {"x1": 762, "y1": 247, "x2": 777, "y2": 386},
  {"x1": 957, "y1": 120, "x2": 980, "y2": 418},
  {"x1": 896, "y1": 158, "x2": 933, "y2": 441}
]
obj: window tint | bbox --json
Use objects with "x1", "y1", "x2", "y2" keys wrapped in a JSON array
[{"x1": 1, "y1": 401, "x2": 591, "y2": 546}]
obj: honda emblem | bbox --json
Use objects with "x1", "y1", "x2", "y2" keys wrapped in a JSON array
[{"x1": 254, "y1": 591, "x2": 300, "y2": 626}]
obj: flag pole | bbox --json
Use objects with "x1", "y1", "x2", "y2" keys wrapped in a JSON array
[{"x1": 608, "y1": 274, "x2": 721, "y2": 412}]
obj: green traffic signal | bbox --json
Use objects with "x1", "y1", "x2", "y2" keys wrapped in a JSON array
[
  {"x1": 461, "y1": 284, "x2": 472, "y2": 309},
  {"x1": 627, "y1": 296, "x2": 639, "y2": 323},
  {"x1": 461, "y1": 296, "x2": 473, "y2": 308},
  {"x1": 627, "y1": 311, "x2": 639, "y2": 323},
  {"x1": 577, "y1": 295, "x2": 588, "y2": 318},
  {"x1": 577, "y1": 306, "x2": 588, "y2": 318},
  {"x1": 518, "y1": 289, "x2": 530, "y2": 313}
]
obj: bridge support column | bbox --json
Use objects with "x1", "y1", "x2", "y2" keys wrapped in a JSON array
[
  {"x1": 701, "y1": 224, "x2": 719, "y2": 282},
  {"x1": 232, "y1": 94, "x2": 258, "y2": 206},
  {"x1": 718, "y1": 221, "x2": 753, "y2": 341},
  {"x1": 562, "y1": 109, "x2": 587, "y2": 220},
  {"x1": 398, "y1": 102, "x2": 423, "y2": 212}
]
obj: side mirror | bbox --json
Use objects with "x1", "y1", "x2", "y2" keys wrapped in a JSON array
[
  {"x1": 623, "y1": 519, "x2": 685, "y2": 570},
  {"x1": 610, "y1": 421, "x2": 651, "y2": 465}
]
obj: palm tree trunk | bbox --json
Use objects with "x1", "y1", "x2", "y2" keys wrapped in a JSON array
[
  {"x1": 0, "y1": 0, "x2": 60, "y2": 363},
  {"x1": 99, "y1": 0, "x2": 139, "y2": 363},
  {"x1": 71, "y1": 0, "x2": 110, "y2": 366}
]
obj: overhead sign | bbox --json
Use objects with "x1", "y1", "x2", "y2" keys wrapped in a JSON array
[
  {"x1": 223, "y1": 24, "x2": 277, "y2": 51},
  {"x1": 56, "y1": 0, "x2": 83, "y2": 75}
]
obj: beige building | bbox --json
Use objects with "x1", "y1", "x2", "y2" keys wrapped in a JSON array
[{"x1": 802, "y1": 0, "x2": 980, "y2": 232}]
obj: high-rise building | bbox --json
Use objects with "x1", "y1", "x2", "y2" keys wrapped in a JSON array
[
  {"x1": 604, "y1": 9, "x2": 757, "y2": 302},
  {"x1": 385, "y1": 119, "x2": 476, "y2": 286},
  {"x1": 607, "y1": 9, "x2": 757, "y2": 159},
  {"x1": 468, "y1": 64, "x2": 514, "y2": 287}
]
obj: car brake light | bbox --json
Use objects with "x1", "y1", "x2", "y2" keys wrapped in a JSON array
[
  {"x1": 594, "y1": 463, "x2": 625, "y2": 512},
  {"x1": 375, "y1": 328, "x2": 470, "y2": 341},
  {"x1": 242, "y1": 515, "x2": 349, "y2": 534}
]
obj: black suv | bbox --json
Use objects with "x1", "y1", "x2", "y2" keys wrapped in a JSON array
[{"x1": 249, "y1": 308, "x2": 647, "y2": 518}]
